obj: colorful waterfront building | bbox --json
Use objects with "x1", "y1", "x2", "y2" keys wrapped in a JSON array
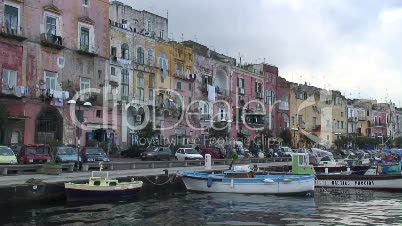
[{"x1": 0, "y1": 0, "x2": 112, "y2": 147}]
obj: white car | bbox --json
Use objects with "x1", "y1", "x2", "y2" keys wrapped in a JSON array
[{"x1": 175, "y1": 148, "x2": 204, "y2": 161}]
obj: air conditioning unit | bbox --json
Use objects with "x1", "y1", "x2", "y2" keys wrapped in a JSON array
[
  {"x1": 135, "y1": 115, "x2": 142, "y2": 122},
  {"x1": 239, "y1": 88, "x2": 245, "y2": 95}
]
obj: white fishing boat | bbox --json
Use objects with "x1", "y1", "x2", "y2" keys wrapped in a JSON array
[
  {"x1": 178, "y1": 154, "x2": 315, "y2": 196},
  {"x1": 64, "y1": 164, "x2": 143, "y2": 201},
  {"x1": 315, "y1": 165, "x2": 402, "y2": 191}
]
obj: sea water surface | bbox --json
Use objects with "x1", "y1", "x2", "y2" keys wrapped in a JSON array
[{"x1": 1, "y1": 188, "x2": 402, "y2": 225}]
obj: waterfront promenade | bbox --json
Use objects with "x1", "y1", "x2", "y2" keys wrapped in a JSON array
[{"x1": 0, "y1": 162, "x2": 290, "y2": 187}]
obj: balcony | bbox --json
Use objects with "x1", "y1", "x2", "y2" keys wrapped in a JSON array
[
  {"x1": 77, "y1": 44, "x2": 98, "y2": 57},
  {"x1": 1, "y1": 85, "x2": 29, "y2": 97},
  {"x1": 200, "y1": 114, "x2": 211, "y2": 121},
  {"x1": 0, "y1": 24, "x2": 26, "y2": 41},
  {"x1": 40, "y1": 33, "x2": 64, "y2": 50}
]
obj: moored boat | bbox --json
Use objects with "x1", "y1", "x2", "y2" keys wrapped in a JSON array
[
  {"x1": 178, "y1": 153, "x2": 315, "y2": 196},
  {"x1": 64, "y1": 167, "x2": 143, "y2": 202},
  {"x1": 315, "y1": 173, "x2": 402, "y2": 191}
]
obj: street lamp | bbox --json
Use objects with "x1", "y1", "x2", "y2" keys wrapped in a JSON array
[
  {"x1": 68, "y1": 99, "x2": 92, "y2": 170},
  {"x1": 291, "y1": 127, "x2": 299, "y2": 148}
]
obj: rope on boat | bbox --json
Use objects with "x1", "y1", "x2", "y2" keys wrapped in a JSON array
[{"x1": 141, "y1": 174, "x2": 177, "y2": 186}]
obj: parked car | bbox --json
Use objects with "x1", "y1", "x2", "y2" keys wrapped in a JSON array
[
  {"x1": 140, "y1": 147, "x2": 173, "y2": 161},
  {"x1": 280, "y1": 147, "x2": 293, "y2": 157},
  {"x1": 199, "y1": 147, "x2": 221, "y2": 159},
  {"x1": 55, "y1": 146, "x2": 81, "y2": 163},
  {"x1": 17, "y1": 144, "x2": 50, "y2": 164},
  {"x1": 81, "y1": 147, "x2": 110, "y2": 163},
  {"x1": 0, "y1": 146, "x2": 18, "y2": 164},
  {"x1": 175, "y1": 148, "x2": 204, "y2": 161},
  {"x1": 121, "y1": 145, "x2": 149, "y2": 158}
]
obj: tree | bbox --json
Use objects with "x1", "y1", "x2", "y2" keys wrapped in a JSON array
[
  {"x1": 136, "y1": 122, "x2": 159, "y2": 146},
  {"x1": 279, "y1": 129, "x2": 292, "y2": 146},
  {"x1": 0, "y1": 105, "x2": 10, "y2": 144},
  {"x1": 209, "y1": 121, "x2": 229, "y2": 140},
  {"x1": 394, "y1": 137, "x2": 402, "y2": 148}
]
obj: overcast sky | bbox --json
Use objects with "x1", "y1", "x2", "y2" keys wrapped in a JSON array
[{"x1": 118, "y1": 0, "x2": 402, "y2": 106}]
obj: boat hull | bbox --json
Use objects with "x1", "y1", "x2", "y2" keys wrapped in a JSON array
[
  {"x1": 315, "y1": 174, "x2": 402, "y2": 191},
  {"x1": 180, "y1": 173, "x2": 314, "y2": 196},
  {"x1": 64, "y1": 182, "x2": 142, "y2": 202},
  {"x1": 314, "y1": 165, "x2": 370, "y2": 175}
]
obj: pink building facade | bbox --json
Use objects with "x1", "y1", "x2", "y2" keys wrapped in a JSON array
[
  {"x1": 372, "y1": 110, "x2": 387, "y2": 137},
  {"x1": 0, "y1": 0, "x2": 115, "y2": 148}
]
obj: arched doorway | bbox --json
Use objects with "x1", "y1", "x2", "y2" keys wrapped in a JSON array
[{"x1": 35, "y1": 108, "x2": 63, "y2": 144}]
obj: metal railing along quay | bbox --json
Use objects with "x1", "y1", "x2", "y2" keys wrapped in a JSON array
[{"x1": 0, "y1": 157, "x2": 291, "y2": 175}]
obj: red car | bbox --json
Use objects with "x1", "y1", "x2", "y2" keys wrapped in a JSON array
[
  {"x1": 18, "y1": 144, "x2": 50, "y2": 164},
  {"x1": 199, "y1": 147, "x2": 221, "y2": 159}
]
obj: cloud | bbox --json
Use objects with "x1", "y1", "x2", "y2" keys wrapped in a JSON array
[{"x1": 117, "y1": 0, "x2": 402, "y2": 106}]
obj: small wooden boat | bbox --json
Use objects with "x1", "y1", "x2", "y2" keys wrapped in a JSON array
[
  {"x1": 64, "y1": 166, "x2": 143, "y2": 201},
  {"x1": 178, "y1": 154, "x2": 315, "y2": 196}
]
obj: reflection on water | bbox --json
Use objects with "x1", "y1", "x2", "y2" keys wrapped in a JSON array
[{"x1": 1, "y1": 189, "x2": 402, "y2": 225}]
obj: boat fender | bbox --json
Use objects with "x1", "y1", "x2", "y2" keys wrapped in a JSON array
[
  {"x1": 207, "y1": 177, "x2": 213, "y2": 188},
  {"x1": 283, "y1": 178, "x2": 292, "y2": 183},
  {"x1": 263, "y1": 179, "x2": 275, "y2": 183}
]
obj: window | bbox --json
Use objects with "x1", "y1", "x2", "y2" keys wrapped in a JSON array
[
  {"x1": 121, "y1": 43, "x2": 129, "y2": 60},
  {"x1": 98, "y1": 70, "x2": 102, "y2": 79},
  {"x1": 4, "y1": 5, "x2": 19, "y2": 34},
  {"x1": 121, "y1": 69, "x2": 129, "y2": 100},
  {"x1": 147, "y1": 49, "x2": 153, "y2": 65},
  {"x1": 2, "y1": 69, "x2": 17, "y2": 90},
  {"x1": 45, "y1": 71, "x2": 57, "y2": 90},
  {"x1": 266, "y1": 90, "x2": 275, "y2": 105},
  {"x1": 146, "y1": 19, "x2": 152, "y2": 32},
  {"x1": 188, "y1": 96, "x2": 192, "y2": 105},
  {"x1": 80, "y1": 77, "x2": 90, "y2": 100},
  {"x1": 46, "y1": 16, "x2": 57, "y2": 35},
  {"x1": 149, "y1": 74, "x2": 155, "y2": 88},
  {"x1": 111, "y1": 67, "x2": 116, "y2": 76},
  {"x1": 96, "y1": 110, "x2": 102, "y2": 118},
  {"x1": 159, "y1": 30, "x2": 164, "y2": 39},
  {"x1": 136, "y1": 47, "x2": 144, "y2": 64},
  {"x1": 175, "y1": 61, "x2": 184, "y2": 77},
  {"x1": 82, "y1": 0, "x2": 89, "y2": 7},
  {"x1": 137, "y1": 72, "x2": 144, "y2": 100},
  {"x1": 237, "y1": 78, "x2": 245, "y2": 88},
  {"x1": 341, "y1": 121, "x2": 344, "y2": 129},
  {"x1": 298, "y1": 115, "x2": 303, "y2": 127},
  {"x1": 312, "y1": 117, "x2": 317, "y2": 128},
  {"x1": 149, "y1": 89, "x2": 154, "y2": 101},
  {"x1": 337, "y1": 121, "x2": 340, "y2": 129},
  {"x1": 176, "y1": 82, "x2": 181, "y2": 90},
  {"x1": 189, "y1": 83, "x2": 192, "y2": 91},
  {"x1": 256, "y1": 82, "x2": 262, "y2": 93},
  {"x1": 341, "y1": 112, "x2": 344, "y2": 117},
  {"x1": 80, "y1": 27, "x2": 90, "y2": 51},
  {"x1": 111, "y1": 47, "x2": 117, "y2": 57}
]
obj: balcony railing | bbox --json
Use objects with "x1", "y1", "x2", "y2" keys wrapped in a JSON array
[
  {"x1": 77, "y1": 44, "x2": 98, "y2": 57},
  {"x1": 0, "y1": 23, "x2": 26, "y2": 41},
  {"x1": 40, "y1": 33, "x2": 65, "y2": 49}
]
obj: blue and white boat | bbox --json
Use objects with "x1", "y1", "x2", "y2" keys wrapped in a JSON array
[{"x1": 178, "y1": 154, "x2": 315, "y2": 196}]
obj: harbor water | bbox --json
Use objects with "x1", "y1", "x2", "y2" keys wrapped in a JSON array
[{"x1": 1, "y1": 188, "x2": 402, "y2": 225}]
